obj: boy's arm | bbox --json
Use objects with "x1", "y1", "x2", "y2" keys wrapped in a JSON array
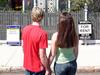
[{"x1": 39, "y1": 48, "x2": 51, "y2": 75}]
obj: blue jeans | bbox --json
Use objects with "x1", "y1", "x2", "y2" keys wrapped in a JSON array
[
  {"x1": 54, "y1": 59, "x2": 77, "y2": 75},
  {"x1": 25, "y1": 69, "x2": 45, "y2": 75}
]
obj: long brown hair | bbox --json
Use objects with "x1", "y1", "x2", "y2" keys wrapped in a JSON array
[{"x1": 56, "y1": 12, "x2": 78, "y2": 48}]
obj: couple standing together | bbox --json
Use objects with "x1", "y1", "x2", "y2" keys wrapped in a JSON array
[{"x1": 22, "y1": 7, "x2": 79, "y2": 75}]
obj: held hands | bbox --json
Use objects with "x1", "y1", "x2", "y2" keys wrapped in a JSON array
[{"x1": 45, "y1": 68, "x2": 52, "y2": 75}]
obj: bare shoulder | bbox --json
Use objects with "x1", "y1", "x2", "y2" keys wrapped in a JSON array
[{"x1": 51, "y1": 32, "x2": 58, "y2": 41}]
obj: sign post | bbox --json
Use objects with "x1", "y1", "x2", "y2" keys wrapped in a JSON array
[{"x1": 6, "y1": 25, "x2": 21, "y2": 46}]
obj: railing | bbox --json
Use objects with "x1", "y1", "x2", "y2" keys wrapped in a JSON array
[{"x1": 0, "y1": 11, "x2": 100, "y2": 40}]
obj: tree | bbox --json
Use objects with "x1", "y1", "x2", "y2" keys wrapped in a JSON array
[
  {"x1": 0, "y1": 0, "x2": 7, "y2": 10},
  {"x1": 88, "y1": 0, "x2": 100, "y2": 12},
  {"x1": 70, "y1": 0, "x2": 93, "y2": 11},
  {"x1": 58, "y1": 0, "x2": 93, "y2": 12},
  {"x1": 59, "y1": 0, "x2": 67, "y2": 11},
  {"x1": 11, "y1": 0, "x2": 22, "y2": 10}
]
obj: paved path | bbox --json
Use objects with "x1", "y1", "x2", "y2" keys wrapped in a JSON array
[
  {"x1": 76, "y1": 72, "x2": 100, "y2": 75},
  {"x1": 0, "y1": 72, "x2": 100, "y2": 75}
]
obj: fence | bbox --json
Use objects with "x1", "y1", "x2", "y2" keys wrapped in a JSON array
[{"x1": 0, "y1": 11, "x2": 100, "y2": 40}]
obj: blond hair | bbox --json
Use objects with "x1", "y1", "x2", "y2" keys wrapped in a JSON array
[{"x1": 31, "y1": 7, "x2": 44, "y2": 22}]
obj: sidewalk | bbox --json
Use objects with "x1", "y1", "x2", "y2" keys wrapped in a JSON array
[
  {"x1": 0, "y1": 40, "x2": 100, "y2": 73},
  {"x1": 0, "y1": 66, "x2": 100, "y2": 73}
]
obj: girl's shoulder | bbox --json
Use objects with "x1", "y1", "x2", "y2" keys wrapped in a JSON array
[
  {"x1": 53, "y1": 32, "x2": 58, "y2": 36},
  {"x1": 51, "y1": 32, "x2": 58, "y2": 43}
]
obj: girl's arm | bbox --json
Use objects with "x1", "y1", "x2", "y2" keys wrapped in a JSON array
[
  {"x1": 74, "y1": 38, "x2": 79, "y2": 59},
  {"x1": 48, "y1": 32, "x2": 58, "y2": 65}
]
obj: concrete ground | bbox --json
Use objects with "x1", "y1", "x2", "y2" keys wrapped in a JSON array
[
  {"x1": 0, "y1": 72, "x2": 100, "y2": 75},
  {"x1": 0, "y1": 40, "x2": 100, "y2": 74}
]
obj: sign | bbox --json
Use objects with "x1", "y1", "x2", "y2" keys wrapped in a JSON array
[
  {"x1": 6, "y1": 25, "x2": 20, "y2": 46},
  {"x1": 78, "y1": 23, "x2": 92, "y2": 34}
]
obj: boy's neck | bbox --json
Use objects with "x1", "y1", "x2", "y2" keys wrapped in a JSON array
[{"x1": 32, "y1": 22, "x2": 40, "y2": 26}]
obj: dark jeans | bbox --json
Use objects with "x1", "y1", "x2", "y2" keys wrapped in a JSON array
[
  {"x1": 25, "y1": 69, "x2": 45, "y2": 75},
  {"x1": 54, "y1": 59, "x2": 77, "y2": 75}
]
